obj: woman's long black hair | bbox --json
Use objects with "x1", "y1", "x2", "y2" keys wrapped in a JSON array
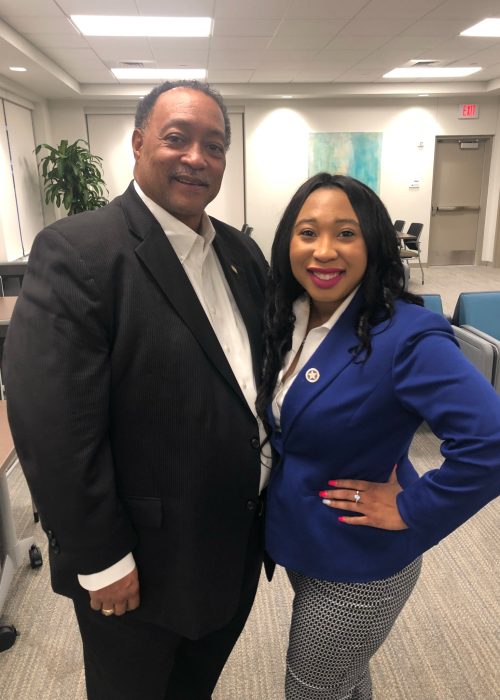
[{"x1": 255, "y1": 172, "x2": 423, "y2": 422}]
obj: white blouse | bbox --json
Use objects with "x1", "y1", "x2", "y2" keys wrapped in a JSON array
[{"x1": 272, "y1": 287, "x2": 359, "y2": 429}]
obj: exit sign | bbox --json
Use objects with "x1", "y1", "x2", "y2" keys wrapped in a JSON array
[{"x1": 458, "y1": 103, "x2": 479, "y2": 119}]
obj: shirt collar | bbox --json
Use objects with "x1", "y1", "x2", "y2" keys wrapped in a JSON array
[
  {"x1": 292, "y1": 285, "x2": 361, "y2": 339},
  {"x1": 133, "y1": 181, "x2": 215, "y2": 264}
]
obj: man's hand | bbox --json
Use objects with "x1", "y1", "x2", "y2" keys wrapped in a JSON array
[
  {"x1": 319, "y1": 466, "x2": 408, "y2": 531},
  {"x1": 89, "y1": 567, "x2": 140, "y2": 616}
]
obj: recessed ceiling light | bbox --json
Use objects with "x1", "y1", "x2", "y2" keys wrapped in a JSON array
[
  {"x1": 281, "y1": 95, "x2": 293, "y2": 99},
  {"x1": 71, "y1": 15, "x2": 212, "y2": 37},
  {"x1": 460, "y1": 18, "x2": 500, "y2": 37},
  {"x1": 383, "y1": 67, "x2": 482, "y2": 78},
  {"x1": 9, "y1": 66, "x2": 27, "y2": 72},
  {"x1": 418, "y1": 94, "x2": 430, "y2": 97},
  {"x1": 111, "y1": 68, "x2": 207, "y2": 80}
]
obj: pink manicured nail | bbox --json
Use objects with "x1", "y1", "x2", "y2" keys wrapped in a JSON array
[
  {"x1": 328, "y1": 480, "x2": 337, "y2": 486},
  {"x1": 319, "y1": 490, "x2": 327, "y2": 497},
  {"x1": 338, "y1": 516, "x2": 345, "y2": 522}
]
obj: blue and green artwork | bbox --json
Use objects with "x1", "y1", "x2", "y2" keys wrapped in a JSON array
[{"x1": 308, "y1": 132, "x2": 383, "y2": 193}]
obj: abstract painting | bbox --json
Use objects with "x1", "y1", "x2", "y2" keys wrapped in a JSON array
[{"x1": 308, "y1": 132, "x2": 383, "y2": 193}]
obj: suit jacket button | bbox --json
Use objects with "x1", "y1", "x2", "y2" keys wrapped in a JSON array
[
  {"x1": 52, "y1": 545, "x2": 60, "y2": 554},
  {"x1": 250, "y1": 437, "x2": 260, "y2": 449},
  {"x1": 246, "y1": 499, "x2": 256, "y2": 512}
]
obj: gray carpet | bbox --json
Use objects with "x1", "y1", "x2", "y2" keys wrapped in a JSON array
[{"x1": 1, "y1": 265, "x2": 499, "y2": 699}]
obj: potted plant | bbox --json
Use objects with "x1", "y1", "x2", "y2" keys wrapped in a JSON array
[{"x1": 35, "y1": 138, "x2": 108, "y2": 215}]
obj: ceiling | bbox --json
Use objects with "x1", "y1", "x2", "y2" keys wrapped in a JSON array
[{"x1": 2, "y1": 0, "x2": 500, "y2": 101}]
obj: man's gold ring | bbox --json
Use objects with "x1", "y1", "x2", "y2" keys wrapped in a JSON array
[{"x1": 101, "y1": 608, "x2": 114, "y2": 616}]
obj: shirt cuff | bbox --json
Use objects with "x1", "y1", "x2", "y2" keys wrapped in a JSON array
[{"x1": 77, "y1": 553, "x2": 136, "y2": 591}]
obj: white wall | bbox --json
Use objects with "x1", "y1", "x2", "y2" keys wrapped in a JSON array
[
  {"x1": 244, "y1": 97, "x2": 500, "y2": 261},
  {"x1": 3, "y1": 93, "x2": 500, "y2": 265}
]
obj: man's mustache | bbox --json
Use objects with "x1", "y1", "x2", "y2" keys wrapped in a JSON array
[{"x1": 171, "y1": 170, "x2": 209, "y2": 187}]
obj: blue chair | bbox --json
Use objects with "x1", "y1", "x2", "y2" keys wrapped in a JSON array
[
  {"x1": 452, "y1": 292, "x2": 500, "y2": 394},
  {"x1": 453, "y1": 326, "x2": 498, "y2": 387},
  {"x1": 421, "y1": 294, "x2": 444, "y2": 315},
  {"x1": 452, "y1": 292, "x2": 500, "y2": 340}
]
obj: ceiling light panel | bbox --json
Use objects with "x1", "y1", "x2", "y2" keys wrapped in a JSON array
[
  {"x1": 460, "y1": 19, "x2": 500, "y2": 37},
  {"x1": 383, "y1": 67, "x2": 482, "y2": 78},
  {"x1": 111, "y1": 68, "x2": 207, "y2": 80},
  {"x1": 71, "y1": 16, "x2": 213, "y2": 37}
]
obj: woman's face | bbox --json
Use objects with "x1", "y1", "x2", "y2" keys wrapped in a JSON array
[{"x1": 289, "y1": 187, "x2": 368, "y2": 322}]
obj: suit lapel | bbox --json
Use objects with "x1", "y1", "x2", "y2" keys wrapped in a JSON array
[
  {"x1": 280, "y1": 290, "x2": 364, "y2": 439},
  {"x1": 120, "y1": 184, "x2": 248, "y2": 405}
]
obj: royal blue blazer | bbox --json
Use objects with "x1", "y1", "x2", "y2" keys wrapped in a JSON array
[{"x1": 265, "y1": 290, "x2": 500, "y2": 582}]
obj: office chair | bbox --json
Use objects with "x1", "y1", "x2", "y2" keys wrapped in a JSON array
[
  {"x1": 452, "y1": 291, "x2": 500, "y2": 340},
  {"x1": 452, "y1": 291, "x2": 500, "y2": 394},
  {"x1": 393, "y1": 219, "x2": 405, "y2": 233},
  {"x1": 399, "y1": 222, "x2": 424, "y2": 284},
  {"x1": 421, "y1": 293, "x2": 444, "y2": 315},
  {"x1": 452, "y1": 326, "x2": 498, "y2": 387},
  {"x1": 0, "y1": 261, "x2": 28, "y2": 296},
  {"x1": 241, "y1": 223, "x2": 253, "y2": 237}
]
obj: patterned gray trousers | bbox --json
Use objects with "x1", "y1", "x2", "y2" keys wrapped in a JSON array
[{"x1": 285, "y1": 557, "x2": 422, "y2": 700}]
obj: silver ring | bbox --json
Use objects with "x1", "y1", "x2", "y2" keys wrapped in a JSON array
[{"x1": 354, "y1": 490, "x2": 361, "y2": 504}]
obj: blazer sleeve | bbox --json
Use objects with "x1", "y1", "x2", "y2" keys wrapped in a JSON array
[
  {"x1": 4, "y1": 225, "x2": 137, "y2": 574},
  {"x1": 392, "y1": 313, "x2": 500, "y2": 545}
]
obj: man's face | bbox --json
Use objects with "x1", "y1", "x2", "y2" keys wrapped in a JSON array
[{"x1": 132, "y1": 88, "x2": 227, "y2": 231}]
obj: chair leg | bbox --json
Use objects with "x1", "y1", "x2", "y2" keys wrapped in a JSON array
[{"x1": 417, "y1": 254, "x2": 424, "y2": 284}]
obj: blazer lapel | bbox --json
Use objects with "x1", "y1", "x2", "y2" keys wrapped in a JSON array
[
  {"x1": 120, "y1": 184, "x2": 247, "y2": 405},
  {"x1": 280, "y1": 290, "x2": 364, "y2": 439}
]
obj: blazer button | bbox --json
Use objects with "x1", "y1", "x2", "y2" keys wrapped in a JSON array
[
  {"x1": 52, "y1": 545, "x2": 60, "y2": 554},
  {"x1": 250, "y1": 437, "x2": 260, "y2": 449},
  {"x1": 246, "y1": 499, "x2": 256, "y2": 512}
]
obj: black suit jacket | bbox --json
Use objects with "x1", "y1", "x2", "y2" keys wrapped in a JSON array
[{"x1": 5, "y1": 183, "x2": 268, "y2": 638}]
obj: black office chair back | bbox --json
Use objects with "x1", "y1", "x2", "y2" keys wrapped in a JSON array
[
  {"x1": 404, "y1": 223, "x2": 423, "y2": 251},
  {"x1": 393, "y1": 219, "x2": 405, "y2": 233}
]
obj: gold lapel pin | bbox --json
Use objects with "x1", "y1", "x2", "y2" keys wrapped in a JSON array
[
  {"x1": 305, "y1": 368, "x2": 320, "y2": 383},
  {"x1": 230, "y1": 264, "x2": 238, "y2": 275}
]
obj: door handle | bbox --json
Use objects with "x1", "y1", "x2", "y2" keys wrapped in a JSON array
[{"x1": 435, "y1": 205, "x2": 480, "y2": 212}]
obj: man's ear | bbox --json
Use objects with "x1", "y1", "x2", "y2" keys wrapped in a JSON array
[{"x1": 132, "y1": 128, "x2": 143, "y2": 162}]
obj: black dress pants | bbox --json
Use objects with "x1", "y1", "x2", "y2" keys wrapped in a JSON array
[{"x1": 73, "y1": 521, "x2": 263, "y2": 700}]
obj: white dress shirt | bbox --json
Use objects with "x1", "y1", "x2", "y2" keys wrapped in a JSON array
[
  {"x1": 78, "y1": 182, "x2": 270, "y2": 591},
  {"x1": 272, "y1": 288, "x2": 359, "y2": 429}
]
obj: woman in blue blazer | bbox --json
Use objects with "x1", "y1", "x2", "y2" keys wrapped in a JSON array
[{"x1": 256, "y1": 173, "x2": 500, "y2": 700}]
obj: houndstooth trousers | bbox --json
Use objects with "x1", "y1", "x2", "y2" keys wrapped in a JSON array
[{"x1": 285, "y1": 557, "x2": 422, "y2": 700}]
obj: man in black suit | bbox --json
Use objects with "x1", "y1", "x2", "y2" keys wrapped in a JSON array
[{"x1": 4, "y1": 80, "x2": 269, "y2": 699}]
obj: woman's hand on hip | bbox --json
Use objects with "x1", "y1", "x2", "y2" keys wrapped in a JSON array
[{"x1": 319, "y1": 465, "x2": 409, "y2": 530}]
